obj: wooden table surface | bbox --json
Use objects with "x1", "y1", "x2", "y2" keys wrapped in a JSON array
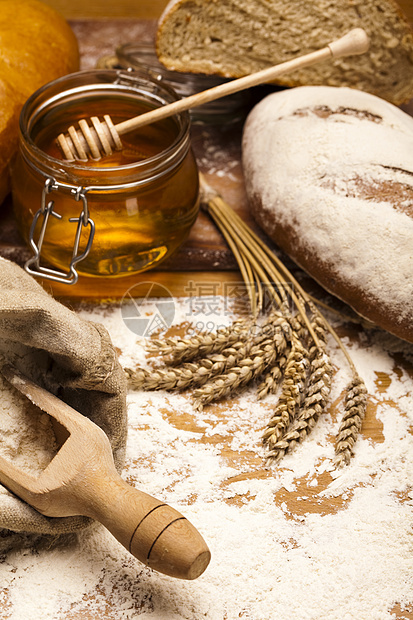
[{"x1": 0, "y1": 18, "x2": 412, "y2": 620}]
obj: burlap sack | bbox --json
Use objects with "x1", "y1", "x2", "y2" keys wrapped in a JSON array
[{"x1": 0, "y1": 257, "x2": 127, "y2": 553}]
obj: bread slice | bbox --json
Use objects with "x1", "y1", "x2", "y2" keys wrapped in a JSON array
[{"x1": 156, "y1": 0, "x2": 413, "y2": 105}]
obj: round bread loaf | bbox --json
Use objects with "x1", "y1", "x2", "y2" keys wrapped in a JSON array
[
  {"x1": 242, "y1": 86, "x2": 413, "y2": 343},
  {"x1": 0, "y1": 80, "x2": 20, "y2": 207},
  {"x1": 0, "y1": 0, "x2": 79, "y2": 205}
]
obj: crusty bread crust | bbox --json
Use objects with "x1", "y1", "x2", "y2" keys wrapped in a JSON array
[
  {"x1": 0, "y1": 0, "x2": 79, "y2": 206},
  {"x1": 242, "y1": 86, "x2": 413, "y2": 343},
  {"x1": 156, "y1": 0, "x2": 413, "y2": 105},
  {"x1": 0, "y1": 79, "x2": 20, "y2": 205}
]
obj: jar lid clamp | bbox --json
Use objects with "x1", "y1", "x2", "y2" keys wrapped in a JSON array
[{"x1": 25, "y1": 178, "x2": 95, "y2": 285}]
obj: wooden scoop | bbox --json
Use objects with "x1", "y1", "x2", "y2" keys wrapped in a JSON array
[
  {"x1": 0, "y1": 365, "x2": 210, "y2": 580},
  {"x1": 57, "y1": 28, "x2": 370, "y2": 161}
]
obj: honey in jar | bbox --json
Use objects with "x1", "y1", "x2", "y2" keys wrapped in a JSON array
[{"x1": 11, "y1": 69, "x2": 200, "y2": 285}]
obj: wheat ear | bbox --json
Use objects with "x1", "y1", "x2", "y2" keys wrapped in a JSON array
[
  {"x1": 125, "y1": 348, "x2": 242, "y2": 391},
  {"x1": 265, "y1": 350, "x2": 333, "y2": 463},
  {"x1": 193, "y1": 326, "x2": 290, "y2": 409},
  {"x1": 148, "y1": 317, "x2": 252, "y2": 363},
  {"x1": 333, "y1": 375, "x2": 368, "y2": 467},
  {"x1": 256, "y1": 350, "x2": 290, "y2": 399},
  {"x1": 126, "y1": 332, "x2": 269, "y2": 391},
  {"x1": 261, "y1": 340, "x2": 309, "y2": 446},
  {"x1": 264, "y1": 315, "x2": 333, "y2": 463}
]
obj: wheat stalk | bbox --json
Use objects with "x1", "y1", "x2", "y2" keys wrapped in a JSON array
[
  {"x1": 125, "y1": 348, "x2": 240, "y2": 391},
  {"x1": 255, "y1": 311, "x2": 308, "y2": 399},
  {"x1": 193, "y1": 333, "x2": 288, "y2": 409},
  {"x1": 125, "y1": 177, "x2": 368, "y2": 469},
  {"x1": 263, "y1": 313, "x2": 332, "y2": 460},
  {"x1": 148, "y1": 317, "x2": 252, "y2": 363},
  {"x1": 264, "y1": 346, "x2": 333, "y2": 463},
  {"x1": 128, "y1": 325, "x2": 285, "y2": 392},
  {"x1": 256, "y1": 350, "x2": 290, "y2": 399},
  {"x1": 261, "y1": 339, "x2": 309, "y2": 445},
  {"x1": 333, "y1": 374, "x2": 368, "y2": 467}
]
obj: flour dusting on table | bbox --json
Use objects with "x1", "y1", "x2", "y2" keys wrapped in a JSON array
[{"x1": 1, "y1": 298, "x2": 412, "y2": 619}]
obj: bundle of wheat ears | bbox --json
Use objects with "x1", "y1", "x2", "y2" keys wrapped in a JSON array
[{"x1": 126, "y1": 175, "x2": 368, "y2": 467}]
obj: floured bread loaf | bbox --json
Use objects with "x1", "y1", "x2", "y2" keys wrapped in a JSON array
[
  {"x1": 156, "y1": 0, "x2": 413, "y2": 105},
  {"x1": 242, "y1": 86, "x2": 413, "y2": 343}
]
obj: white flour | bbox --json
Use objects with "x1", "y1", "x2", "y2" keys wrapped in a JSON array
[
  {"x1": 0, "y1": 347, "x2": 58, "y2": 483},
  {"x1": 0, "y1": 298, "x2": 412, "y2": 619}
]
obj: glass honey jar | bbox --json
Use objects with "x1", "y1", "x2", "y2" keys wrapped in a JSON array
[{"x1": 11, "y1": 69, "x2": 200, "y2": 286}]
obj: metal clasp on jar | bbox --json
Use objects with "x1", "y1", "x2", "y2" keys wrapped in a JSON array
[{"x1": 25, "y1": 177, "x2": 95, "y2": 285}]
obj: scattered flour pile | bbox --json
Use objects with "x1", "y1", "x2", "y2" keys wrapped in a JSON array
[
  {"x1": 0, "y1": 297, "x2": 412, "y2": 619},
  {"x1": 0, "y1": 353, "x2": 57, "y2": 481}
]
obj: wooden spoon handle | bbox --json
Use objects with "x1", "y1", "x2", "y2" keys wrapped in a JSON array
[
  {"x1": 114, "y1": 28, "x2": 370, "y2": 137},
  {"x1": 82, "y1": 472, "x2": 210, "y2": 580}
]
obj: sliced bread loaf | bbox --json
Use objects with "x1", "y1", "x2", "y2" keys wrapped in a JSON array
[{"x1": 156, "y1": 0, "x2": 413, "y2": 105}]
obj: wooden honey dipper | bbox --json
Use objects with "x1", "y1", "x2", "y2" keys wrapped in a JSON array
[
  {"x1": 57, "y1": 28, "x2": 370, "y2": 161},
  {"x1": 0, "y1": 365, "x2": 210, "y2": 580}
]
